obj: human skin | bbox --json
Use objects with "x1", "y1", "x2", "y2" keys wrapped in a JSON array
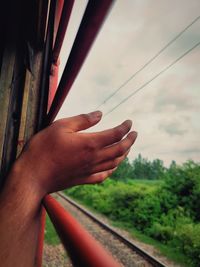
[{"x1": 0, "y1": 111, "x2": 137, "y2": 267}]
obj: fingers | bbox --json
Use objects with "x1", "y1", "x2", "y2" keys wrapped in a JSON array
[
  {"x1": 95, "y1": 131, "x2": 137, "y2": 163},
  {"x1": 88, "y1": 151, "x2": 129, "y2": 175},
  {"x1": 56, "y1": 111, "x2": 102, "y2": 132},
  {"x1": 90, "y1": 120, "x2": 132, "y2": 148},
  {"x1": 79, "y1": 125, "x2": 137, "y2": 176},
  {"x1": 73, "y1": 168, "x2": 117, "y2": 186}
]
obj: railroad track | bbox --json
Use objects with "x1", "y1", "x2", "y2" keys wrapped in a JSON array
[{"x1": 56, "y1": 192, "x2": 168, "y2": 267}]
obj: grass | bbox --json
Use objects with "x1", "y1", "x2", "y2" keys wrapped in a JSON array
[
  {"x1": 129, "y1": 179, "x2": 163, "y2": 185},
  {"x1": 63, "y1": 192, "x2": 192, "y2": 267},
  {"x1": 44, "y1": 215, "x2": 60, "y2": 245},
  {"x1": 111, "y1": 221, "x2": 189, "y2": 267}
]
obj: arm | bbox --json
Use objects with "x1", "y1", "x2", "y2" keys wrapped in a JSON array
[{"x1": 0, "y1": 111, "x2": 137, "y2": 267}]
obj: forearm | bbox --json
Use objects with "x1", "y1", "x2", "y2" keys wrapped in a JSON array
[
  {"x1": 0, "y1": 160, "x2": 44, "y2": 267},
  {"x1": 0, "y1": 112, "x2": 137, "y2": 266}
]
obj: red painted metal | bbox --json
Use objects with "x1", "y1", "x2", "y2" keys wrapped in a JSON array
[
  {"x1": 48, "y1": 0, "x2": 66, "y2": 112},
  {"x1": 38, "y1": 0, "x2": 49, "y2": 47},
  {"x1": 36, "y1": 207, "x2": 46, "y2": 267},
  {"x1": 53, "y1": 0, "x2": 64, "y2": 46},
  {"x1": 48, "y1": 0, "x2": 74, "y2": 113},
  {"x1": 52, "y1": 0, "x2": 74, "y2": 63},
  {"x1": 46, "y1": 0, "x2": 114, "y2": 124},
  {"x1": 43, "y1": 195, "x2": 121, "y2": 267}
]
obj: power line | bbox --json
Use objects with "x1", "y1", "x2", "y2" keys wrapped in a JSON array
[
  {"x1": 96, "y1": 15, "x2": 200, "y2": 109},
  {"x1": 104, "y1": 40, "x2": 200, "y2": 117}
]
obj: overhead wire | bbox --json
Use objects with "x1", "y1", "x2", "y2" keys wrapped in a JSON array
[
  {"x1": 104, "y1": 40, "x2": 200, "y2": 116},
  {"x1": 96, "y1": 15, "x2": 200, "y2": 109}
]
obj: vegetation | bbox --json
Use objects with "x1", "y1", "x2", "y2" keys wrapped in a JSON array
[
  {"x1": 45, "y1": 215, "x2": 60, "y2": 245},
  {"x1": 65, "y1": 155, "x2": 200, "y2": 266}
]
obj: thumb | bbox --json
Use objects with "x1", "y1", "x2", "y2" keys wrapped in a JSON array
[{"x1": 58, "y1": 111, "x2": 102, "y2": 132}]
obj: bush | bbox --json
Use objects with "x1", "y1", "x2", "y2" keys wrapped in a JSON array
[
  {"x1": 175, "y1": 223, "x2": 200, "y2": 266},
  {"x1": 147, "y1": 223, "x2": 174, "y2": 242},
  {"x1": 107, "y1": 184, "x2": 146, "y2": 221},
  {"x1": 65, "y1": 160, "x2": 200, "y2": 266},
  {"x1": 164, "y1": 161, "x2": 200, "y2": 220},
  {"x1": 132, "y1": 194, "x2": 162, "y2": 230}
]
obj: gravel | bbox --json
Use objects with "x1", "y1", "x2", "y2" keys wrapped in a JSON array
[
  {"x1": 43, "y1": 193, "x2": 181, "y2": 267},
  {"x1": 52, "y1": 194, "x2": 153, "y2": 267},
  {"x1": 43, "y1": 243, "x2": 72, "y2": 267}
]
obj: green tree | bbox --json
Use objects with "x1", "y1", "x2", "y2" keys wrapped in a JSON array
[
  {"x1": 131, "y1": 154, "x2": 165, "y2": 180},
  {"x1": 164, "y1": 160, "x2": 200, "y2": 221},
  {"x1": 111, "y1": 158, "x2": 133, "y2": 181}
]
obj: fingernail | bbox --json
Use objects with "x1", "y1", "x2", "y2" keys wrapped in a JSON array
[
  {"x1": 89, "y1": 111, "x2": 102, "y2": 120},
  {"x1": 123, "y1": 120, "x2": 132, "y2": 127},
  {"x1": 129, "y1": 131, "x2": 138, "y2": 137}
]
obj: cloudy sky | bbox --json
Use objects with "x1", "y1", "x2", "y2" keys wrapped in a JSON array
[{"x1": 56, "y1": 0, "x2": 200, "y2": 166}]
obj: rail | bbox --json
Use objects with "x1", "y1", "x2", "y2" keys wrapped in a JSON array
[
  {"x1": 44, "y1": 195, "x2": 121, "y2": 267},
  {"x1": 57, "y1": 192, "x2": 168, "y2": 267}
]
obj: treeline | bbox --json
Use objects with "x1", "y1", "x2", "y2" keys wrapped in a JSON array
[
  {"x1": 111, "y1": 154, "x2": 171, "y2": 180},
  {"x1": 65, "y1": 157, "x2": 200, "y2": 266}
]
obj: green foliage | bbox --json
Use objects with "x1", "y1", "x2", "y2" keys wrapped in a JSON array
[
  {"x1": 65, "y1": 158, "x2": 200, "y2": 266},
  {"x1": 111, "y1": 158, "x2": 133, "y2": 181},
  {"x1": 133, "y1": 194, "x2": 162, "y2": 230},
  {"x1": 164, "y1": 160, "x2": 200, "y2": 220},
  {"x1": 131, "y1": 154, "x2": 166, "y2": 180},
  {"x1": 147, "y1": 223, "x2": 174, "y2": 242},
  {"x1": 175, "y1": 223, "x2": 200, "y2": 266},
  {"x1": 111, "y1": 154, "x2": 166, "y2": 181},
  {"x1": 45, "y1": 215, "x2": 60, "y2": 245}
]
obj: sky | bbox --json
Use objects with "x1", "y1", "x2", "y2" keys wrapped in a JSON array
[{"x1": 56, "y1": 0, "x2": 200, "y2": 166}]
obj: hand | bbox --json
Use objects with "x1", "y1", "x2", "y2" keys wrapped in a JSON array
[{"x1": 16, "y1": 111, "x2": 137, "y2": 195}]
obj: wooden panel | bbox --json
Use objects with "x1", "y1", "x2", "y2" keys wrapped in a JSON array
[
  {"x1": 0, "y1": 46, "x2": 16, "y2": 185},
  {"x1": 24, "y1": 51, "x2": 44, "y2": 141},
  {"x1": 16, "y1": 70, "x2": 31, "y2": 156},
  {"x1": 0, "y1": 0, "x2": 49, "y2": 188}
]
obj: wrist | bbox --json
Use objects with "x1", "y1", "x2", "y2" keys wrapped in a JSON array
[{"x1": 3, "y1": 157, "x2": 46, "y2": 206}]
